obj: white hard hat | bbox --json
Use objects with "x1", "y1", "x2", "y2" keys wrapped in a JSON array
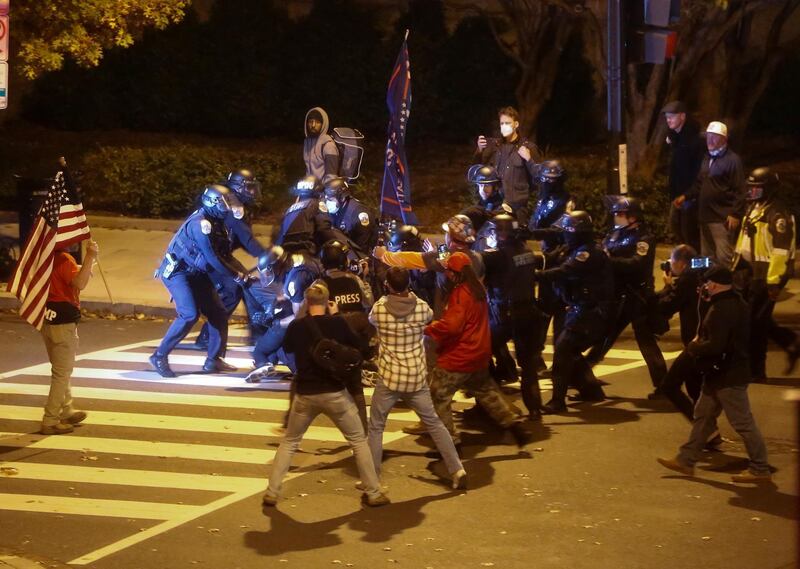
[{"x1": 705, "y1": 121, "x2": 728, "y2": 138}]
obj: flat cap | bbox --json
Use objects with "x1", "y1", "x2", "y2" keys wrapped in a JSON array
[{"x1": 661, "y1": 100, "x2": 687, "y2": 114}]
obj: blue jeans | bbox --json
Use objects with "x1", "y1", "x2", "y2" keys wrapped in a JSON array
[
  {"x1": 267, "y1": 390, "x2": 383, "y2": 499},
  {"x1": 368, "y1": 381, "x2": 463, "y2": 476},
  {"x1": 678, "y1": 385, "x2": 770, "y2": 475},
  {"x1": 156, "y1": 271, "x2": 228, "y2": 359}
]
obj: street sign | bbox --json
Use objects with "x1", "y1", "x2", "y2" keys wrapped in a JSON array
[
  {"x1": 0, "y1": 15, "x2": 9, "y2": 62},
  {"x1": 0, "y1": 62, "x2": 7, "y2": 109}
]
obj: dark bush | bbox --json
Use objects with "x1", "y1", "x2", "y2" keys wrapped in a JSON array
[{"x1": 80, "y1": 145, "x2": 289, "y2": 218}]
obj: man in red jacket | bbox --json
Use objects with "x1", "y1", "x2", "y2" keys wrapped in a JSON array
[{"x1": 425, "y1": 252, "x2": 532, "y2": 448}]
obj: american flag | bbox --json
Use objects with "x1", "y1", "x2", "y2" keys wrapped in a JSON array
[
  {"x1": 379, "y1": 33, "x2": 419, "y2": 225},
  {"x1": 7, "y1": 171, "x2": 91, "y2": 329}
]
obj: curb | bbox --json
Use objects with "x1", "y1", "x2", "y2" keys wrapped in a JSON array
[{"x1": 0, "y1": 295, "x2": 176, "y2": 319}]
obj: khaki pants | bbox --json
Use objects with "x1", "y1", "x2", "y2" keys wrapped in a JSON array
[{"x1": 41, "y1": 322, "x2": 78, "y2": 426}]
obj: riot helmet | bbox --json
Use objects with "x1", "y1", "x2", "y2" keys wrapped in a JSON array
[
  {"x1": 257, "y1": 246, "x2": 287, "y2": 287},
  {"x1": 467, "y1": 164, "x2": 501, "y2": 201},
  {"x1": 201, "y1": 184, "x2": 239, "y2": 219},
  {"x1": 606, "y1": 195, "x2": 643, "y2": 228},
  {"x1": 553, "y1": 211, "x2": 594, "y2": 249},
  {"x1": 484, "y1": 213, "x2": 517, "y2": 248},
  {"x1": 225, "y1": 169, "x2": 261, "y2": 205},
  {"x1": 323, "y1": 177, "x2": 349, "y2": 214},
  {"x1": 292, "y1": 175, "x2": 322, "y2": 199},
  {"x1": 442, "y1": 214, "x2": 476, "y2": 248},
  {"x1": 388, "y1": 224, "x2": 422, "y2": 252},
  {"x1": 537, "y1": 160, "x2": 566, "y2": 195},
  {"x1": 746, "y1": 167, "x2": 780, "y2": 201},
  {"x1": 321, "y1": 239, "x2": 349, "y2": 270}
]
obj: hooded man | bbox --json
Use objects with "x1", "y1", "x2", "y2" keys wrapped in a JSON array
[{"x1": 304, "y1": 107, "x2": 339, "y2": 184}]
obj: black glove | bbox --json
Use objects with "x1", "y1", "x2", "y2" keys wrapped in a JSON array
[{"x1": 251, "y1": 311, "x2": 274, "y2": 328}]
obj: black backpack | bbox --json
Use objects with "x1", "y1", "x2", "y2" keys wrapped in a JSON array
[{"x1": 332, "y1": 128, "x2": 364, "y2": 182}]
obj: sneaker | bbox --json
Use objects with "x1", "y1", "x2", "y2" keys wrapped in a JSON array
[
  {"x1": 731, "y1": 470, "x2": 772, "y2": 483},
  {"x1": 149, "y1": 353, "x2": 176, "y2": 378},
  {"x1": 246, "y1": 363, "x2": 276, "y2": 383},
  {"x1": 361, "y1": 492, "x2": 391, "y2": 507},
  {"x1": 202, "y1": 357, "x2": 237, "y2": 373},
  {"x1": 451, "y1": 469, "x2": 468, "y2": 490},
  {"x1": 402, "y1": 421, "x2": 428, "y2": 435},
  {"x1": 40, "y1": 423, "x2": 74, "y2": 435},
  {"x1": 704, "y1": 432, "x2": 724, "y2": 451},
  {"x1": 261, "y1": 492, "x2": 278, "y2": 507},
  {"x1": 63, "y1": 411, "x2": 87, "y2": 425},
  {"x1": 510, "y1": 422, "x2": 533, "y2": 448},
  {"x1": 656, "y1": 456, "x2": 694, "y2": 476}
]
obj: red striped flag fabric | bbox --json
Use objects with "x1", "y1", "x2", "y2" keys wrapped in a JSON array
[{"x1": 6, "y1": 172, "x2": 91, "y2": 330}]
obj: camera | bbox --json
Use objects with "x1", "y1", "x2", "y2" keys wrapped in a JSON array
[
  {"x1": 437, "y1": 243, "x2": 449, "y2": 260},
  {"x1": 690, "y1": 257, "x2": 712, "y2": 270},
  {"x1": 660, "y1": 260, "x2": 671, "y2": 273}
]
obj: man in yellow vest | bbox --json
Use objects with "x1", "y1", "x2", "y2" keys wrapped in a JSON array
[{"x1": 733, "y1": 167, "x2": 798, "y2": 381}]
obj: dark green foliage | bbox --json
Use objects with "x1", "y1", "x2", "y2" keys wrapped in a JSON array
[{"x1": 79, "y1": 145, "x2": 288, "y2": 218}]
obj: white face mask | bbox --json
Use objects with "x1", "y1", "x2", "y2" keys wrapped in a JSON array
[
  {"x1": 478, "y1": 184, "x2": 493, "y2": 201},
  {"x1": 325, "y1": 199, "x2": 340, "y2": 214},
  {"x1": 231, "y1": 205, "x2": 245, "y2": 220},
  {"x1": 500, "y1": 123, "x2": 514, "y2": 137},
  {"x1": 486, "y1": 232, "x2": 498, "y2": 249}
]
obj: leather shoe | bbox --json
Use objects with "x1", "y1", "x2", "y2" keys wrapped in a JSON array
[
  {"x1": 656, "y1": 456, "x2": 694, "y2": 476},
  {"x1": 149, "y1": 353, "x2": 176, "y2": 378},
  {"x1": 262, "y1": 492, "x2": 278, "y2": 507},
  {"x1": 63, "y1": 411, "x2": 87, "y2": 425},
  {"x1": 510, "y1": 421, "x2": 533, "y2": 447},
  {"x1": 40, "y1": 423, "x2": 74, "y2": 435},
  {"x1": 731, "y1": 470, "x2": 772, "y2": 483},
  {"x1": 361, "y1": 492, "x2": 391, "y2": 507},
  {"x1": 203, "y1": 357, "x2": 237, "y2": 373}
]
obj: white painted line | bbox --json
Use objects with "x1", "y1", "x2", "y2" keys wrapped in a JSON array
[
  {"x1": 0, "y1": 461, "x2": 265, "y2": 492},
  {"x1": 0, "y1": 405, "x2": 407, "y2": 444},
  {"x1": 0, "y1": 432, "x2": 275, "y2": 464},
  {"x1": 79, "y1": 351, "x2": 255, "y2": 369},
  {"x1": 0, "y1": 383, "x2": 424, "y2": 422},
  {"x1": 0, "y1": 493, "x2": 202, "y2": 520}
]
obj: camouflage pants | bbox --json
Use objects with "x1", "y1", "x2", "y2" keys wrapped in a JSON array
[{"x1": 429, "y1": 366, "x2": 519, "y2": 444}]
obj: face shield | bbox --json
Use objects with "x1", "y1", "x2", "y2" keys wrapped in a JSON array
[
  {"x1": 746, "y1": 185, "x2": 765, "y2": 201},
  {"x1": 478, "y1": 183, "x2": 494, "y2": 201},
  {"x1": 485, "y1": 229, "x2": 498, "y2": 250}
]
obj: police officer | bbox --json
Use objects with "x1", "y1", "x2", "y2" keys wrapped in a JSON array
[
  {"x1": 274, "y1": 176, "x2": 347, "y2": 254},
  {"x1": 733, "y1": 167, "x2": 799, "y2": 379},
  {"x1": 482, "y1": 213, "x2": 545, "y2": 417},
  {"x1": 195, "y1": 169, "x2": 267, "y2": 350},
  {"x1": 150, "y1": 185, "x2": 248, "y2": 378},
  {"x1": 323, "y1": 178, "x2": 376, "y2": 256},
  {"x1": 534, "y1": 211, "x2": 610, "y2": 413},
  {"x1": 382, "y1": 223, "x2": 436, "y2": 307},
  {"x1": 585, "y1": 196, "x2": 668, "y2": 397},
  {"x1": 462, "y1": 164, "x2": 514, "y2": 252},
  {"x1": 246, "y1": 246, "x2": 323, "y2": 383},
  {"x1": 527, "y1": 160, "x2": 575, "y2": 372}
]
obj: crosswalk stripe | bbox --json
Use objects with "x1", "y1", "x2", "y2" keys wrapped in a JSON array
[
  {"x1": 0, "y1": 462, "x2": 265, "y2": 492},
  {"x1": 0, "y1": 432, "x2": 275, "y2": 464},
  {"x1": 0, "y1": 383, "x2": 423, "y2": 421},
  {"x1": 0, "y1": 405, "x2": 407, "y2": 443},
  {"x1": 80, "y1": 351, "x2": 255, "y2": 369},
  {"x1": 0, "y1": 493, "x2": 203, "y2": 520}
]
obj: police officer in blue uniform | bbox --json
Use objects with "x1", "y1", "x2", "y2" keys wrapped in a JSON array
[
  {"x1": 150, "y1": 185, "x2": 248, "y2": 378},
  {"x1": 274, "y1": 176, "x2": 347, "y2": 254},
  {"x1": 482, "y1": 213, "x2": 545, "y2": 417},
  {"x1": 534, "y1": 211, "x2": 610, "y2": 413},
  {"x1": 585, "y1": 196, "x2": 667, "y2": 396},
  {"x1": 195, "y1": 169, "x2": 267, "y2": 350},
  {"x1": 323, "y1": 178, "x2": 376, "y2": 256},
  {"x1": 461, "y1": 164, "x2": 514, "y2": 252},
  {"x1": 527, "y1": 160, "x2": 575, "y2": 372},
  {"x1": 384, "y1": 223, "x2": 436, "y2": 306}
]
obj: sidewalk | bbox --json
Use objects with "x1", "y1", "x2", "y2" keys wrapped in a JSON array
[{"x1": 1, "y1": 212, "x2": 799, "y2": 320}]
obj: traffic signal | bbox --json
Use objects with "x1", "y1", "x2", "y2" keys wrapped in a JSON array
[{"x1": 627, "y1": 0, "x2": 680, "y2": 64}]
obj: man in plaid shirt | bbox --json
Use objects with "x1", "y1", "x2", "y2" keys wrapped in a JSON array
[{"x1": 367, "y1": 267, "x2": 467, "y2": 489}]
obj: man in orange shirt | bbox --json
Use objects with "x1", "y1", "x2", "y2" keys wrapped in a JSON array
[
  {"x1": 425, "y1": 252, "x2": 532, "y2": 449},
  {"x1": 40, "y1": 240, "x2": 99, "y2": 435}
]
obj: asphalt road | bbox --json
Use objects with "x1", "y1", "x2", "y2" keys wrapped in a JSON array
[{"x1": 0, "y1": 313, "x2": 797, "y2": 569}]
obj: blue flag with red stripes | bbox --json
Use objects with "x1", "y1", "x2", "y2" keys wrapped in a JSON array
[{"x1": 380, "y1": 35, "x2": 418, "y2": 225}]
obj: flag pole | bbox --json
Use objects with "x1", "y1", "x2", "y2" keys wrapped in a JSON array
[{"x1": 83, "y1": 239, "x2": 114, "y2": 305}]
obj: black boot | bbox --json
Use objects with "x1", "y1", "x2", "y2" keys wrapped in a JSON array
[
  {"x1": 203, "y1": 357, "x2": 237, "y2": 373},
  {"x1": 510, "y1": 421, "x2": 533, "y2": 447},
  {"x1": 149, "y1": 353, "x2": 176, "y2": 378},
  {"x1": 541, "y1": 399, "x2": 568, "y2": 414}
]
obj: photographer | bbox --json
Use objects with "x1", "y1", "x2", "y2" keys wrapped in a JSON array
[
  {"x1": 657, "y1": 266, "x2": 771, "y2": 483},
  {"x1": 657, "y1": 244, "x2": 701, "y2": 348}
]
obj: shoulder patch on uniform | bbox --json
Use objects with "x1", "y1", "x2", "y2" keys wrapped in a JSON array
[
  {"x1": 500, "y1": 203, "x2": 513, "y2": 214},
  {"x1": 776, "y1": 218, "x2": 787, "y2": 233},
  {"x1": 287, "y1": 281, "x2": 296, "y2": 298},
  {"x1": 287, "y1": 199, "x2": 310, "y2": 214},
  {"x1": 575, "y1": 251, "x2": 590, "y2": 262},
  {"x1": 318, "y1": 201, "x2": 328, "y2": 214},
  {"x1": 200, "y1": 219, "x2": 212, "y2": 235},
  {"x1": 636, "y1": 241, "x2": 650, "y2": 256},
  {"x1": 566, "y1": 199, "x2": 576, "y2": 213},
  {"x1": 358, "y1": 212, "x2": 370, "y2": 226}
]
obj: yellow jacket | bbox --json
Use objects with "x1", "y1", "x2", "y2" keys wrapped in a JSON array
[{"x1": 734, "y1": 198, "x2": 796, "y2": 285}]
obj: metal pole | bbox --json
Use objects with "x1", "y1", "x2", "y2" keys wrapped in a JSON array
[{"x1": 607, "y1": 0, "x2": 624, "y2": 194}]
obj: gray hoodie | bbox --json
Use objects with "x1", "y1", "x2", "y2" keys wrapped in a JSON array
[
  {"x1": 303, "y1": 107, "x2": 339, "y2": 184},
  {"x1": 384, "y1": 293, "x2": 419, "y2": 319}
]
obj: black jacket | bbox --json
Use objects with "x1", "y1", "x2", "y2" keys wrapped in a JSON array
[
  {"x1": 475, "y1": 138, "x2": 541, "y2": 208},
  {"x1": 657, "y1": 270, "x2": 700, "y2": 346},
  {"x1": 666, "y1": 120, "x2": 705, "y2": 199},
  {"x1": 687, "y1": 289, "x2": 750, "y2": 387},
  {"x1": 688, "y1": 148, "x2": 746, "y2": 224}
]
